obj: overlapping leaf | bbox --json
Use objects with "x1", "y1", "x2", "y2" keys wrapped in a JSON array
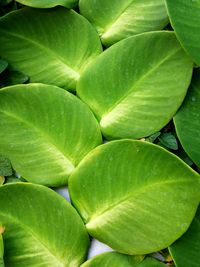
[
  {"x1": 16, "y1": 0, "x2": 78, "y2": 8},
  {"x1": 0, "y1": 7, "x2": 102, "y2": 91},
  {"x1": 77, "y1": 31, "x2": 193, "y2": 140},
  {"x1": 0, "y1": 183, "x2": 89, "y2": 267},
  {"x1": 81, "y1": 252, "x2": 144, "y2": 267},
  {"x1": 0, "y1": 84, "x2": 102, "y2": 186},
  {"x1": 166, "y1": 0, "x2": 200, "y2": 65},
  {"x1": 69, "y1": 140, "x2": 200, "y2": 255},
  {"x1": 79, "y1": 0, "x2": 168, "y2": 46},
  {"x1": 174, "y1": 69, "x2": 200, "y2": 167},
  {"x1": 169, "y1": 207, "x2": 200, "y2": 267}
]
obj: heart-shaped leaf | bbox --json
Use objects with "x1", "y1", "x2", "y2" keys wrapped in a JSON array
[
  {"x1": 169, "y1": 207, "x2": 200, "y2": 267},
  {"x1": 0, "y1": 83, "x2": 102, "y2": 186},
  {"x1": 16, "y1": 0, "x2": 78, "y2": 8},
  {"x1": 165, "y1": 0, "x2": 200, "y2": 65},
  {"x1": 79, "y1": 0, "x2": 169, "y2": 46},
  {"x1": 81, "y1": 252, "x2": 144, "y2": 267},
  {"x1": 138, "y1": 258, "x2": 166, "y2": 267},
  {"x1": 0, "y1": 183, "x2": 89, "y2": 267},
  {"x1": 69, "y1": 140, "x2": 200, "y2": 255},
  {"x1": 174, "y1": 69, "x2": 200, "y2": 167},
  {"x1": 0, "y1": 7, "x2": 102, "y2": 91},
  {"x1": 77, "y1": 31, "x2": 193, "y2": 140}
]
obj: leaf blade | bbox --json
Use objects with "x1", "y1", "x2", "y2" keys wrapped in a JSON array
[
  {"x1": 0, "y1": 7, "x2": 102, "y2": 91},
  {"x1": 0, "y1": 84, "x2": 102, "y2": 186},
  {"x1": 69, "y1": 140, "x2": 200, "y2": 254},
  {"x1": 77, "y1": 31, "x2": 193, "y2": 139},
  {"x1": 0, "y1": 183, "x2": 89, "y2": 267}
]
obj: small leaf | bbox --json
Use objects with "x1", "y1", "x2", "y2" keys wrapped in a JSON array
[
  {"x1": 0, "y1": 183, "x2": 89, "y2": 267},
  {"x1": 5, "y1": 176, "x2": 26, "y2": 184},
  {"x1": 0, "y1": 59, "x2": 7, "y2": 74},
  {"x1": 69, "y1": 140, "x2": 200, "y2": 255},
  {"x1": 4, "y1": 70, "x2": 29, "y2": 86},
  {"x1": 146, "y1": 132, "x2": 161, "y2": 143},
  {"x1": 0, "y1": 176, "x2": 5, "y2": 186},
  {"x1": 81, "y1": 252, "x2": 144, "y2": 267},
  {"x1": 169, "y1": 207, "x2": 200, "y2": 267},
  {"x1": 138, "y1": 257, "x2": 166, "y2": 267},
  {"x1": 0, "y1": 155, "x2": 12, "y2": 177},
  {"x1": 158, "y1": 133, "x2": 178, "y2": 150}
]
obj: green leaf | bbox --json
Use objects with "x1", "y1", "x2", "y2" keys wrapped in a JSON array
[
  {"x1": 0, "y1": 177, "x2": 4, "y2": 186},
  {"x1": 0, "y1": 183, "x2": 89, "y2": 267},
  {"x1": 0, "y1": 59, "x2": 7, "y2": 74},
  {"x1": 5, "y1": 177, "x2": 26, "y2": 184},
  {"x1": 169, "y1": 207, "x2": 200, "y2": 267},
  {"x1": 0, "y1": 7, "x2": 102, "y2": 91},
  {"x1": 77, "y1": 31, "x2": 193, "y2": 140},
  {"x1": 0, "y1": 84, "x2": 102, "y2": 187},
  {"x1": 79, "y1": 0, "x2": 169, "y2": 46},
  {"x1": 16, "y1": 0, "x2": 78, "y2": 8},
  {"x1": 146, "y1": 132, "x2": 161, "y2": 143},
  {"x1": 174, "y1": 69, "x2": 200, "y2": 167},
  {"x1": 165, "y1": 0, "x2": 200, "y2": 65},
  {"x1": 158, "y1": 133, "x2": 178, "y2": 150},
  {"x1": 138, "y1": 257, "x2": 166, "y2": 267},
  {"x1": 0, "y1": 155, "x2": 12, "y2": 177},
  {"x1": 69, "y1": 140, "x2": 200, "y2": 255},
  {"x1": 0, "y1": 234, "x2": 4, "y2": 267},
  {"x1": 0, "y1": 0, "x2": 12, "y2": 6},
  {"x1": 81, "y1": 252, "x2": 144, "y2": 267},
  {"x1": 0, "y1": 233, "x2": 4, "y2": 267},
  {"x1": 3, "y1": 70, "x2": 29, "y2": 86}
]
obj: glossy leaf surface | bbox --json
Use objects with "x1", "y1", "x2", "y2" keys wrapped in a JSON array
[
  {"x1": 81, "y1": 252, "x2": 143, "y2": 267},
  {"x1": 79, "y1": 0, "x2": 168, "y2": 46},
  {"x1": 0, "y1": 183, "x2": 89, "y2": 267},
  {"x1": 174, "y1": 70, "x2": 200, "y2": 167},
  {"x1": 16, "y1": 0, "x2": 78, "y2": 8},
  {"x1": 69, "y1": 140, "x2": 200, "y2": 254},
  {"x1": 77, "y1": 31, "x2": 193, "y2": 140},
  {"x1": 0, "y1": 84, "x2": 101, "y2": 186},
  {"x1": 166, "y1": 0, "x2": 200, "y2": 65},
  {"x1": 169, "y1": 207, "x2": 200, "y2": 267},
  {"x1": 0, "y1": 7, "x2": 102, "y2": 91}
]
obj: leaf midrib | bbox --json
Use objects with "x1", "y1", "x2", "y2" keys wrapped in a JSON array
[
  {"x1": 100, "y1": 47, "x2": 180, "y2": 122},
  {"x1": 86, "y1": 178, "x2": 195, "y2": 227},
  {"x1": 0, "y1": 109, "x2": 75, "y2": 170},
  {"x1": 0, "y1": 29, "x2": 80, "y2": 80},
  {"x1": 0, "y1": 212, "x2": 65, "y2": 267},
  {"x1": 100, "y1": 0, "x2": 134, "y2": 37}
]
